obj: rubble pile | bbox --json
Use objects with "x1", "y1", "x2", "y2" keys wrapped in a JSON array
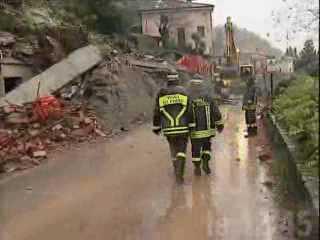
[
  {"x1": 0, "y1": 97, "x2": 107, "y2": 174},
  {"x1": 0, "y1": 40, "x2": 183, "y2": 175}
]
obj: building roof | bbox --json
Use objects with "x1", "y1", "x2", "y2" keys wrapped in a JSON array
[{"x1": 140, "y1": 0, "x2": 214, "y2": 12}]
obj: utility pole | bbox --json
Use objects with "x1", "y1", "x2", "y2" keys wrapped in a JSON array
[
  {"x1": 270, "y1": 72, "x2": 274, "y2": 108},
  {"x1": 0, "y1": 50, "x2": 5, "y2": 97}
]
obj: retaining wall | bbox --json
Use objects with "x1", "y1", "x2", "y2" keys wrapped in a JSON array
[{"x1": 266, "y1": 113, "x2": 319, "y2": 236}]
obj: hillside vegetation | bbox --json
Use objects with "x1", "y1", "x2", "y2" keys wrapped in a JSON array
[
  {"x1": 273, "y1": 75, "x2": 319, "y2": 176},
  {"x1": 214, "y1": 25, "x2": 282, "y2": 58},
  {"x1": 1, "y1": 1, "x2": 282, "y2": 59}
]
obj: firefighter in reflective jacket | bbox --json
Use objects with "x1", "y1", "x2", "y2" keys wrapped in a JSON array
[
  {"x1": 242, "y1": 77, "x2": 258, "y2": 136},
  {"x1": 153, "y1": 73, "x2": 194, "y2": 184},
  {"x1": 189, "y1": 76, "x2": 224, "y2": 176}
]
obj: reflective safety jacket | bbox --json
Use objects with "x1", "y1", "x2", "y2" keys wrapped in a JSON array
[
  {"x1": 190, "y1": 95, "x2": 223, "y2": 139},
  {"x1": 243, "y1": 85, "x2": 257, "y2": 111},
  {"x1": 153, "y1": 85, "x2": 194, "y2": 136}
]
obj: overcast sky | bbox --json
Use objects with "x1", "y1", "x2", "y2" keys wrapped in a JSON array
[{"x1": 195, "y1": 0, "x2": 318, "y2": 51}]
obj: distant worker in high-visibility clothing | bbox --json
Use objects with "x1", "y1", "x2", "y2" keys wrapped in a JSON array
[
  {"x1": 189, "y1": 75, "x2": 224, "y2": 176},
  {"x1": 152, "y1": 72, "x2": 194, "y2": 184},
  {"x1": 242, "y1": 74, "x2": 258, "y2": 136}
]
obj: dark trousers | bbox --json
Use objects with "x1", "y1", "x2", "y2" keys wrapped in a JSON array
[
  {"x1": 167, "y1": 135, "x2": 188, "y2": 161},
  {"x1": 245, "y1": 110, "x2": 257, "y2": 126},
  {"x1": 191, "y1": 137, "x2": 212, "y2": 163}
]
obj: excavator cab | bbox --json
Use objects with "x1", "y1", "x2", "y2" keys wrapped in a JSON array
[{"x1": 240, "y1": 65, "x2": 254, "y2": 80}]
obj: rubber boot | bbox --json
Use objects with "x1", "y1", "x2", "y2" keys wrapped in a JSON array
[
  {"x1": 247, "y1": 127, "x2": 254, "y2": 137},
  {"x1": 193, "y1": 162, "x2": 201, "y2": 176},
  {"x1": 202, "y1": 154, "x2": 212, "y2": 175},
  {"x1": 175, "y1": 158, "x2": 185, "y2": 184}
]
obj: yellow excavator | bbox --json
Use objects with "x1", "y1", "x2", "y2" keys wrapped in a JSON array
[
  {"x1": 224, "y1": 16, "x2": 240, "y2": 75},
  {"x1": 214, "y1": 17, "x2": 240, "y2": 98}
]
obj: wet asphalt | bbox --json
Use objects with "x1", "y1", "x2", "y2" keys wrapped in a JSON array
[{"x1": 0, "y1": 105, "x2": 293, "y2": 240}]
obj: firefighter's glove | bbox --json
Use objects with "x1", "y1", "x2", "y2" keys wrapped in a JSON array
[
  {"x1": 152, "y1": 127, "x2": 161, "y2": 135},
  {"x1": 217, "y1": 124, "x2": 224, "y2": 133}
]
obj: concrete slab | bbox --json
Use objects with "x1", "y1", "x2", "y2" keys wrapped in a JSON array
[{"x1": 0, "y1": 45, "x2": 102, "y2": 106}]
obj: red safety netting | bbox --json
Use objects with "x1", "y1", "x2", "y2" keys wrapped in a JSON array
[
  {"x1": 177, "y1": 55, "x2": 214, "y2": 76},
  {"x1": 32, "y1": 96, "x2": 62, "y2": 122}
]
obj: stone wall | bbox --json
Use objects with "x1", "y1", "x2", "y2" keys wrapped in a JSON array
[{"x1": 266, "y1": 113, "x2": 319, "y2": 237}]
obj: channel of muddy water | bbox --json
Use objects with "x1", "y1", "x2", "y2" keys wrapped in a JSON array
[{"x1": 266, "y1": 119, "x2": 319, "y2": 240}]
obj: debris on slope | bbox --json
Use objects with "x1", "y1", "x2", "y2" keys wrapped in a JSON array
[
  {"x1": 0, "y1": 97, "x2": 106, "y2": 174},
  {"x1": 0, "y1": 27, "x2": 191, "y2": 175},
  {"x1": 0, "y1": 48, "x2": 173, "y2": 175}
]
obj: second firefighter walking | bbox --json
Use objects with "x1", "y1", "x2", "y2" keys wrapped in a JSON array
[
  {"x1": 188, "y1": 74, "x2": 224, "y2": 176},
  {"x1": 242, "y1": 72, "x2": 258, "y2": 137}
]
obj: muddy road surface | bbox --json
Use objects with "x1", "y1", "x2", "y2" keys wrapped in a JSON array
[{"x1": 0, "y1": 105, "x2": 292, "y2": 240}]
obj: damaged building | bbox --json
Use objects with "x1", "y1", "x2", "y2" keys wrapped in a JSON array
[
  {"x1": 140, "y1": 0, "x2": 214, "y2": 55},
  {"x1": 0, "y1": 57, "x2": 34, "y2": 97},
  {"x1": 0, "y1": 31, "x2": 35, "y2": 97}
]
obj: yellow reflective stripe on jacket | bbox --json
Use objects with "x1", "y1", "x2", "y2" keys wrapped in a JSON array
[
  {"x1": 215, "y1": 120, "x2": 223, "y2": 125},
  {"x1": 153, "y1": 126, "x2": 161, "y2": 130},
  {"x1": 163, "y1": 130, "x2": 189, "y2": 135},
  {"x1": 164, "y1": 126, "x2": 189, "y2": 131},
  {"x1": 160, "y1": 108, "x2": 175, "y2": 127},
  {"x1": 163, "y1": 126, "x2": 189, "y2": 135},
  {"x1": 191, "y1": 129, "x2": 216, "y2": 139},
  {"x1": 201, "y1": 151, "x2": 211, "y2": 156},
  {"x1": 192, "y1": 158, "x2": 201, "y2": 162},
  {"x1": 176, "y1": 106, "x2": 187, "y2": 126},
  {"x1": 159, "y1": 94, "x2": 188, "y2": 107},
  {"x1": 177, "y1": 152, "x2": 187, "y2": 159}
]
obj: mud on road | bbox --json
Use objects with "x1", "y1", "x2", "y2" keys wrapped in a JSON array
[{"x1": 0, "y1": 105, "x2": 295, "y2": 240}]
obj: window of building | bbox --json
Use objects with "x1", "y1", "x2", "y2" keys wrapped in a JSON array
[
  {"x1": 197, "y1": 26, "x2": 205, "y2": 37},
  {"x1": 4, "y1": 77, "x2": 22, "y2": 93},
  {"x1": 177, "y1": 28, "x2": 186, "y2": 48}
]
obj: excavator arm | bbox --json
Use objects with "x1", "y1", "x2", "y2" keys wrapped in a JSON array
[{"x1": 224, "y1": 17, "x2": 239, "y2": 66}]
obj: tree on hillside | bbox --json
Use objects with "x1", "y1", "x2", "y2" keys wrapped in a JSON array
[
  {"x1": 191, "y1": 32, "x2": 206, "y2": 55},
  {"x1": 295, "y1": 39, "x2": 319, "y2": 76},
  {"x1": 285, "y1": 46, "x2": 298, "y2": 58},
  {"x1": 53, "y1": 0, "x2": 136, "y2": 34},
  {"x1": 294, "y1": 47, "x2": 298, "y2": 58},
  {"x1": 272, "y1": 0, "x2": 319, "y2": 44},
  {"x1": 159, "y1": 14, "x2": 170, "y2": 47},
  {"x1": 213, "y1": 25, "x2": 282, "y2": 58}
]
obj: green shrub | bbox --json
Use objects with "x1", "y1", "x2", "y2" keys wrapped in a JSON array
[
  {"x1": 273, "y1": 75, "x2": 319, "y2": 176},
  {"x1": 0, "y1": 13, "x2": 18, "y2": 32}
]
